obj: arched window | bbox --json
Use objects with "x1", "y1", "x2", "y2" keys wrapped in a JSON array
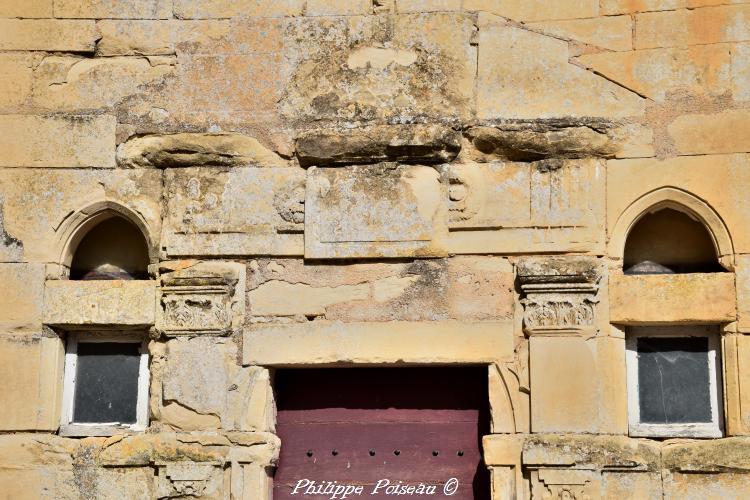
[
  {"x1": 623, "y1": 207, "x2": 724, "y2": 275},
  {"x1": 69, "y1": 216, "x2": 150, "y2": 280}
]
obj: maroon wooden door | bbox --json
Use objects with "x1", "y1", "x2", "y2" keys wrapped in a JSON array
[{"x1": 274, "y1": 367, "x2": 490, "y2": 500}]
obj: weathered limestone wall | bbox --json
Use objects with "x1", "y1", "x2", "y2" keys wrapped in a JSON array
[{"x1": 1, "y1": 0, "x2": 750, "y2": 498}]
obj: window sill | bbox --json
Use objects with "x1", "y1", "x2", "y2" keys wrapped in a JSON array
[
  {"x1": 629, "y1": 423, "x2": 723, "y2": 439},
  {"x1": 59, "y1": 423, "x2": 145, "y2": 437}
]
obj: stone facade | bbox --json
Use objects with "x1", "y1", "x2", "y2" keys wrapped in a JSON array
[{"x1": 1, "y1": 0, "x2": 749, "y2": 498}]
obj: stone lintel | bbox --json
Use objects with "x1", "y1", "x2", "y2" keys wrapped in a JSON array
[{"x1": 242, "y1": 320, "x2": 514, "y2": 366}]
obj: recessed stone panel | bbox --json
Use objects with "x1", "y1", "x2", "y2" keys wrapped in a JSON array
[{"x1": 305, "y1": 165, "x2": 448, "y2": 259}]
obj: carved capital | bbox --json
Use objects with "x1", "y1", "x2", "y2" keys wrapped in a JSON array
[
  {"x1": 157, "y1": 261, "x2": 245, "y2": 337},
  {"x1": 518, "y1": 257, "x2": 600, "y2": 335}
]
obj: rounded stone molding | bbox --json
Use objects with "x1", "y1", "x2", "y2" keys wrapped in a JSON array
[
  {"x1": 609, "y1": 186, "x2": 735, "y2": 271},
  {"x1": 53, "y1": 200, "x2": 159, "y2": 277}
]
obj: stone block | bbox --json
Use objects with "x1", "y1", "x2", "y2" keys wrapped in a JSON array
[
  {"x1": 477, "y1": 14, "x2": 645, "y2": 120},
  {"x1": 305, "y1": 165, "x2": 448, "y2": 259},
  {"x1": 635, "y1": 4, "x2": 750, "y2": 49},
  {"x1": 243, "y1": 320, "x2": 515, "y2": 365},
  {"x1": 279, "y1": 13, "x2": 476, "y2": 125},
  {"x1": 43, "y1": 280, "x2": 157, "y2": 327},
  {"x1": 96, "y1": 20, "x2": 175, "y2": 56},
  {"x1": 295, "y1": 124, "x2": 460, "y2": 167},
  {"x1": 663, "y1": 472, "x2": 750, "y2": 499},
  {"x1": 464, "y1": 0, "x2": 598, "y2": 21},
  {"x1": 528, "y1": 15, "x2": 633, "y2": 52},
  {"x1": 53, "y1": 0, "x2": 171, "y2": 19},
  {"x1": 174, "y1": 0, "x2": 305, "y2": 18},
  {"x1": 0, "y1": 19, "x2": 97, "y2": 51},
  {"x1": 446, "y1": 162, "x2": 532, "y2": 229},
  {"x1": 397, "y1": 0, "x2": 461, "y2": 12},
  {"x1": 31, "y1": 55, "x2": 175, "y2": 112},
  {"x1": 305, "y1": 0, "x2": 371, "y2": 15},
  {"x1": 162, "y1": 167, "x2": 304, "y2": 257},
  {"x1": 530, "y1": 336, "x2": 627, "y2": 433},
  {"x1": 0, "y1": 168, "x2": 162, "y2": 264},
  {"x1": 739, "y1": 255, "x2": 750, "y2": 331},
  {"x1": 0, "y1": 115, "x2": 115, "y2": 168},
  {"x1": 446, "y1": 256, "x2": 515, "y2": 321},
  {"x1": 522, "y1": 434, "x2": 661, "y2": 470},
  {"x1": 669, "y1": 109, "x2": 750, "y2": 155},
  {"x1": 0, "y1": 54, "x2": 34, "y2": 110},
  {"x1": 0, "y1": 335, "x2": 63, "y2": 431},
  {"x1": 607, "y1": 154, "x2": 750, "y2": 254},
  {"x1": 163, "y1": 336, "x2": 233, "y2": 425},
  {"x1": 601, "y1": 0, "x2": 682, "y2": 14},
  {"x1": 0, "y1": 0, "x2": 52, "y2": 17},
  {"x1": 0, "y1": 264, "x2": 44, "y2": 332},
  {"x1": 724, "y1": 334, "x2": 750, "y2": 435},
  {"x1": 227, "y1": 366, "x2": 274, "y2": 432},
  {"x1": 610, "y1": 273, "x2": 736, "y2": 324},
  {"x1": 576, "y1": 44, "x2": 731, "y2": 101},
  {"x1": 247, "y1": 259, "x2": 450, "y2": 322},
  {"x1": 733, "y1": 42, "x2": 750, "y2": 101}
]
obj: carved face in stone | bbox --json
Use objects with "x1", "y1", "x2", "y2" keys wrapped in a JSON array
[{"x1": 274, "y1": 184, "x2": 306, "y2": 224}]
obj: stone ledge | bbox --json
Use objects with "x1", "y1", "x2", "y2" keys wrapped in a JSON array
[
  {"x1": 43, "y1": 280, "x2": 157, "y2": 327},
  {"x1": 243, "y1": 320, "x2": 514, "y2": 366},
  {"x1": 609, "y1": 272, "x2": 736, "y2": 324}
]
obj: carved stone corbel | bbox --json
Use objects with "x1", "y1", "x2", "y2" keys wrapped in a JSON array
[
  {"x1": 157, "y1": 261, "x2": 245, "y2": 337},
  {"x1": 517, "y1": 257, "x2": 600, "y2": 335}
]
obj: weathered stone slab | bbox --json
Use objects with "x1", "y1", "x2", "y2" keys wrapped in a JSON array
[
  {"x1": 601, "y1": 0, "x2": 682, "y2": 14},
  {"x1": 521, "y1": 434, "x2": 661, "y2": 470},
  {"x1": 295, "y1": 124, "x2": 461, "y2": 167},
  {"x1": 0, "y1": 335, "x2": 63, "y2": 431},
  {"x1": 0, "y1": 169, "x2": 162, "y2": 264},
  {"x1": 31, "y1": 55, "x2": 175, "y2": 112},
  {"x1": 447, "y1": 159, "x2": 605, "y2": 254},
  {"x1": 0, "y1": 264, "x2": 44, "y2": 332},
  {"x1": 118, "y1": 133, "x2": 287, "y2": 168},
  {"x1": 576, "y1": 44, "x2": 732, "y2": 101},
  {"x1": 0, "y1": 19, "x2": 97, "y2": 51},
  {"x1": 610, "y1": 273, "x2": 736, "y2": 324},
  {"x1": 738, "y1": 255, "x2": 750, "y2": 332},
  {"x1": 53, "y1": 0, "x2": 171, "y2": 19},
  {"x1": 279, "y1": 13, "x2": 476, "y2": 125},
  {"x1": 44, "y1": 280, "x2": 157, "y2": 327},
  {"x1": 668, "y1": 109, "x2": 750, "y2": 155},
  {"x1": 243, "y1": 320, "x2": 514, "y2": 365},
  {"x1": 477, "y1": 14, "x2": 645, "y2": 120},
  {"x1": 305, "y1": 164, "x2": 448, "y2": 259},
  {"x1": 465, "y1": 125, "x2": 617, "y2": 161},
  {"x1": 447, "y1": 162, "x2": 531, "y2": 229},
  {"x1": 163, "y1": 337, "x2": 233, "y2": 425},
  {"x1": 530, "y1": 336, "x2": 627, "y2": 433},
  {"x1": 0, "y1": 115, "x2": 115, "y2": 168},
  {"x1": 162, "y1": 167, "x2": 305, "y2": 257}
]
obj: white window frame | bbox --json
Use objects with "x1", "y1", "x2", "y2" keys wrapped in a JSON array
[
  {"x1": 626, "y1": 325, "x2": 723, "y2": 438},
  {"x1": 60, "y1": 331, "x2": 149, "y2": 437}
]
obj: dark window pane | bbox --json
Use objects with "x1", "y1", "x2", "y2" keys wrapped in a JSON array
[
  {"x1": 637, "y1": 337, "x2": 711, "y2": 424},
  {"x1": 73, "y1": 342, "x2": 141, "y2": 424}
]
